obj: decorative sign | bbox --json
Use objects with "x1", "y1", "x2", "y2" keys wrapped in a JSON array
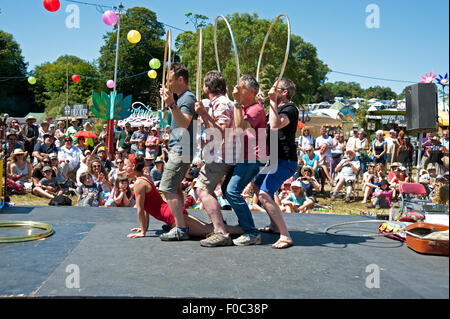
[
  {"x1": 64, "y1": 104, "x2": 88, "y2": 117},
  {"x1": 129, "y1": 102, "x2": 158, "y2": 119},
  {"x1": 366, "y1": 114, "x2": 406, "y2": 126}
]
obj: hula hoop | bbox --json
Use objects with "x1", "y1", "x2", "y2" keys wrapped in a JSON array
[
  {"x1": 214, "y1": 15, "x2": 240, "y2": 85},
  {"x1": 196, "y1": 28, "x2": 203, "y2": 101},
  {"x1": 256, "y1": 14, "x2": 291, "y2": 90},
  {"x1": 0, "y1": 221, "x2": 54, "y2": 243},
  {"x1": 324, "y1": 220, "x2": 405, "y2": 238},
  {"x1": 161, "y1": 29, "x2": 172, "y2": 110}
]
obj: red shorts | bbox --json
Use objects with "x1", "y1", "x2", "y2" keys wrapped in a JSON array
[{"x1": 158, "y1": 203, "x2": 189, "y2": 227}]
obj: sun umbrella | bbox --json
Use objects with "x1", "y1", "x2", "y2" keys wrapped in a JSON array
[{"x1": 74, "y1": 130, "x2": 98, "y2": 139}]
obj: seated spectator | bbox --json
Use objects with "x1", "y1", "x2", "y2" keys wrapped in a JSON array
[
  {"x1": 31, "y1": 156, "x2": 57, "y2": 199},
  {"x1": 58, "y1": 136, "x2": 81, "y2": 179},
  {"x1": 390, "y1": 166, "x2": 409, "y2": 199},
  {"x1": 108, "y1": 157, "x2": 126, "y2": 185},
  {"x1": 330, "y1": 149, "x2": 360, "y2": 202},
  {"x1": 301, "y1": 145, "x2": 319, "y2": 176},
  {"x1": 280, "y1": 181, "x2": 313, "y2": 213},
  {"x1": 361, "y1": 164, "x2": 378, "y2": 204},
  {"x1": 150, "y1": 157, "x2": 164, "y2": 187},
  {"x1": 6, "y1": 119, "x2": 25, "y2": 148},
  {"x1": 144, "y1": 154, "x2": 155, "y2": 170},
  {"x1": 388, "y1": 162, "x2": 401, "y2": 181},
  {"x1": 88, "y1": 159, "x2": 112, "y2": 194},
  {"x1": 75, "y1": 136, "x2": 88, "y2": 153},
  {"x1": 297, "y1": 166, "x2": 320, "y2": 203},
  {"x1": 9, "y1": 149, "x2": 31, "y2": 188},
  {"x1": 32, "y1": 133, "x2": 57, "y2": 166},
  {"x1": 104, "y1": 175, "x2": 135, "y2": 207},
  {"x1": 2, "y1": 132, "x2": 24, "y2": 158},
  {"x1": 49, "y1": 152, "x2": 66, "y2": 183},
  {"x1": 77, "y1": 172, "x2": 103, "y2": 207},
  {"x1": 367, "y1": 179, "x2": 393, "y2": 209},
  {"x1": 95, "y1": 146, "x2": 113, "y2": 173},
  {"x1": 39, "y1": 166, "x2": 62, "y2": 197},
  {"x1": 135, "y1": 140, "x2": 146, "y2": 157}
]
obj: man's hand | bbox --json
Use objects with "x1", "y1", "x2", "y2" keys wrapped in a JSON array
[
  {"x1": 232, "y1": 85, "x2": 242, "y2": 103},
  {"x1": 195, "y1": 100, "x2": 207, "y2": 116},
  {"x1": 267, "y1": 86, "x2": 277, "y2": 102},
  {"x1": 256, "y1": 89, "x2": 266, "y2": 103},
  {"x1": 128, "y1": 227, "x2": 145, "y2": 238},
  {"x1": 160, "y1": 85, "x2": 175, "y2": 106}
]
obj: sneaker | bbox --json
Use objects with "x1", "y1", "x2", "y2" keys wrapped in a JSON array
[
  {"x1": 200, "y1": 232, "x2": 233, "y2": 247},
  {"x1": 159, "y1": 226, "x2": 190, "y2": 241},
  {"x1": 232, "y1": 233, "x2": 262, "y2": 246}
]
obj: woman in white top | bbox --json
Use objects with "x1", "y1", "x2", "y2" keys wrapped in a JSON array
[
  {"x1": 54, "y1": 121, "x2": 66, "y2": 147},
  {"x1": 330, "y1": 133, "x2": 346, "y2": 179},
  {"x1": 9, "y1": 149, "x2": 31, "y2": 187},
  {"x1": 297, "y1": 126, "x2": 314, "y2": 158}
]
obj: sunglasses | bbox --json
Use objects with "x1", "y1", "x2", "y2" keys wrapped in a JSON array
[
  {"x1": 93, "y1": 165, "x2": 102, "y2": 168},
  {"x1": 43, "y1": 161, "x2": 50, "y2": 164}
]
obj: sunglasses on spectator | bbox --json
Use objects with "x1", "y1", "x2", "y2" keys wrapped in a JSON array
[{"x1": 93, "y1": 165, "x2": 102, "y2": 168}]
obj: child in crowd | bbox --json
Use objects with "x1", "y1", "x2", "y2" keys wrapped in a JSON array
[
  {"x1": 281, "y1": 181, "x2": 311, "y2": 213},
  {"x1": 39, "y1": 166, "x2": 62, "y2": 198},
  {"x1": 368, "y1": 179, "x2": 393, "y2": 209},
  {"x1": 105, "y1": 175, "x2": 135, "y2": 207},
  {"x1": 77, "y1": 172, "x2": 103, "y2": 207}
]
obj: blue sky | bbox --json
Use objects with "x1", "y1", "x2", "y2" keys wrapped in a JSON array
[{"x1": 0, "y1": 0, "x2": 448, "y2": 94}]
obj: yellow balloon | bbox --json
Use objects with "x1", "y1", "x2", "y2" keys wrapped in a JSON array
[
  {"x1": 127, "y1": 30, "x2": 141, "y2": 44},
  {"x1": 148, "y1": 70, "x2": 157, "y2": 79}
]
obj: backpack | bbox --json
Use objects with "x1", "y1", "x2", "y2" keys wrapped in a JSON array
[{"x1": 49, "y1": 194, "x2": 72, "y2": 206}]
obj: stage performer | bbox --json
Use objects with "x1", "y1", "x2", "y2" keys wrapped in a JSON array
[
  {"x1": 222, "y1": 74, "x2": 267, "y2": 246},
  {"x1": 253, "y1": 78, "x2": 298, "y2": 249},
  {"x1": 127, "y1": 157, "x2": 243, "y2": 239},
  {"x1": 193, "y1": 70, "x2": 236, "y2": 247},
  {"x1": 158, "y1": 63, "x2": 197, "y2": 241}
]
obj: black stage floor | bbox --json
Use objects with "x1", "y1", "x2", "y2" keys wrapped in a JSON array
[{"x1": 0, "y1": 206, "x2": 448, "y2": 298}]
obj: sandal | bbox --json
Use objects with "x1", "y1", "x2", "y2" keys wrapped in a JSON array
[
  {"x1": 258, "y1": 226, "x2": 280, "y2": 234},
  {"x1": 271, "y1": 239, "x2": 294, "y2": 249}
]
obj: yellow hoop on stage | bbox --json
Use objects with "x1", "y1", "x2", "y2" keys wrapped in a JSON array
[
  {"x1": 214, "y1": 15, "x2": 241, "y2": 85},
  {"x1": 0, "y1": 221, "x2": 54, "y2": 243},
  {"x1": 196, "y1": 28, "x2": 203, "y2": 101},
  {"x1": 161, "y1": 29, "x2": 172, "y2": 110},
  {"x1": 256, "y1": 14, "x2": 291, "y2": 91}
]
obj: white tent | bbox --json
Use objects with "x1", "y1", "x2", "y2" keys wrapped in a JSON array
[{"x1": 310, "y1": 108, "x2": 340, "y2": 119}]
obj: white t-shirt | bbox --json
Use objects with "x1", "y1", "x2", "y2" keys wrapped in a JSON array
[
  {"x1": 338, "y1": 159, "x2": 360, "y2": 180},
  {"x1": 346, "y1": 135, "x2": 358, "y2": 152},
  {"x1": 315, "y1": 135, "x2": 333, "y2": 162}
]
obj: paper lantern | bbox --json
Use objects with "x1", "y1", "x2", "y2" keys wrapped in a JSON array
[
  {"x1": 102, "y1": 10, "x2": 118, "y2": 26},
  {"x1": 28, "y1": 77, "x2": 37, "y2": 85},
  {"x1": 106, "y1": 80, "x2": 115, "y2": 89},
  {"x1": 43, "y1": 0, "x2": 60, "y2": 12},
  {"x1": 72, "y1": 74, "x2": 80, "y2": 83},
  {"x1": 149, "y1": 58, "x2": 161, "y2": 70},
  {"x1": 148, "y1": 70, "x2": 157, "y2": 79},
  {"x1": 127, "y1": 30, "x2": 141, "y2": 44}
]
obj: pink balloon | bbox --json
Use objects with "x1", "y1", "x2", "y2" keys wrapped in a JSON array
[
  {"x1": 102, "y1": 10, "x2": 117, "y2": 26},
  {"x1": 106, "y1": 80, "x2": 115, "y2": 89}
]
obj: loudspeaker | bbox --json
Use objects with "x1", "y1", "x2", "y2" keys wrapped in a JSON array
[{"x1": 405, "y1": 83, "x2": 438, "y2": 132}]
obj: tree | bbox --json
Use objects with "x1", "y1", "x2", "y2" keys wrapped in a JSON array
[
  {"x1": 175, "y1": 13, "x2": 328, "y2": 106},
  {"x1": 0, "y1": 30, "x2": 37, "y2": 116},
  {"x1": 316, "y1": 81, "x2": 363, "y2": 101},
  {"x1": 98, "y1": 7, "x2": 166, "y2": 108},
  {"x1": 363, "y1": 86, "x2": 398, "y2": 100},
  {"x1": 31, "y1": 55, "x2": 102, "y2": 116}
]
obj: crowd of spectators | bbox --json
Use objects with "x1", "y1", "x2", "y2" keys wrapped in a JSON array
[{"x1": 1, "y1": 114, "x2": 449, "y2": 211}]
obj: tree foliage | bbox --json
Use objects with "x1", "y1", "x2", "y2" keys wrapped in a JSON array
[
  {"x1": 31, "y1": 55, "x2": 102, "y2": 116},
  {"x1": 98, "y1": 7, "x2": 166, "y2": 108},
  {"x1": 316, "y1": 81, "x2": 399, "y2": 101},
  {"x1": 175, "y1": 13, "x2": 329, "y2": 106},
  {"x1": 0, "y1": 30, "x2": 37, "y2": 116}
]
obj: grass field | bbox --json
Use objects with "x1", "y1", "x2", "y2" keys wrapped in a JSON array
[{"x1": 7, "y1": 184, "x2": 392, "y2": 217}]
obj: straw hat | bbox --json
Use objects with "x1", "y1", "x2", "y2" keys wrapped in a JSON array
[
  {"x1": 291, "y1": 181, "x2": 303, "y2": 188},
  {"x1": 301, "y1": 166, "x2": 314, "y2": 175},
  {"x1": 390, "y1": 162, "x2": 401, "y2": 168},
  {"x1": 10, "y1": 148, "x2": 28, "y2": 158},
  {"x1": 345, "y1": 149, "x2": 356, "y2": 157}
]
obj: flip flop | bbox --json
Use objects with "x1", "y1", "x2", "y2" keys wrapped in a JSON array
[
  {"x1": 258, "y1": 226, "x2": 280, "y2": 234},
  {"x1": 271, "y1": 240, "x2": 294, "y2": 249}
]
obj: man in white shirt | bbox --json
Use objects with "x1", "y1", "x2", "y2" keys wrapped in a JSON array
[
  {"x1": 314, "y1": 126, "x2": 333, "y2": 163},
  {"x1": 58, "y1": 136, "x2": 81, "y2": 179},
  {"x1": 331, "y1": 149, "x2": 360, "y2": 202},
  {"x1": 346, "y1": 126, "x2": 359, "y2": 153}
]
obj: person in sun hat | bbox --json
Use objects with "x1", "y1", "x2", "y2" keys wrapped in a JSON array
[
  {"x1": 9, "y1": 149, "x2": 31, "y2": 187},
  {"x1": 331, "y1": 149, "x2": 360, "y2": 202}
]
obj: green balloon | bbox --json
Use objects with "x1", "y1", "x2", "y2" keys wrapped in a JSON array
[
  {"x1": 28, "y1": 76, "x2": 36, "y2": 85},
  {"x1": 149, "y1": 58, "x2": 161, "y2": 70}
]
